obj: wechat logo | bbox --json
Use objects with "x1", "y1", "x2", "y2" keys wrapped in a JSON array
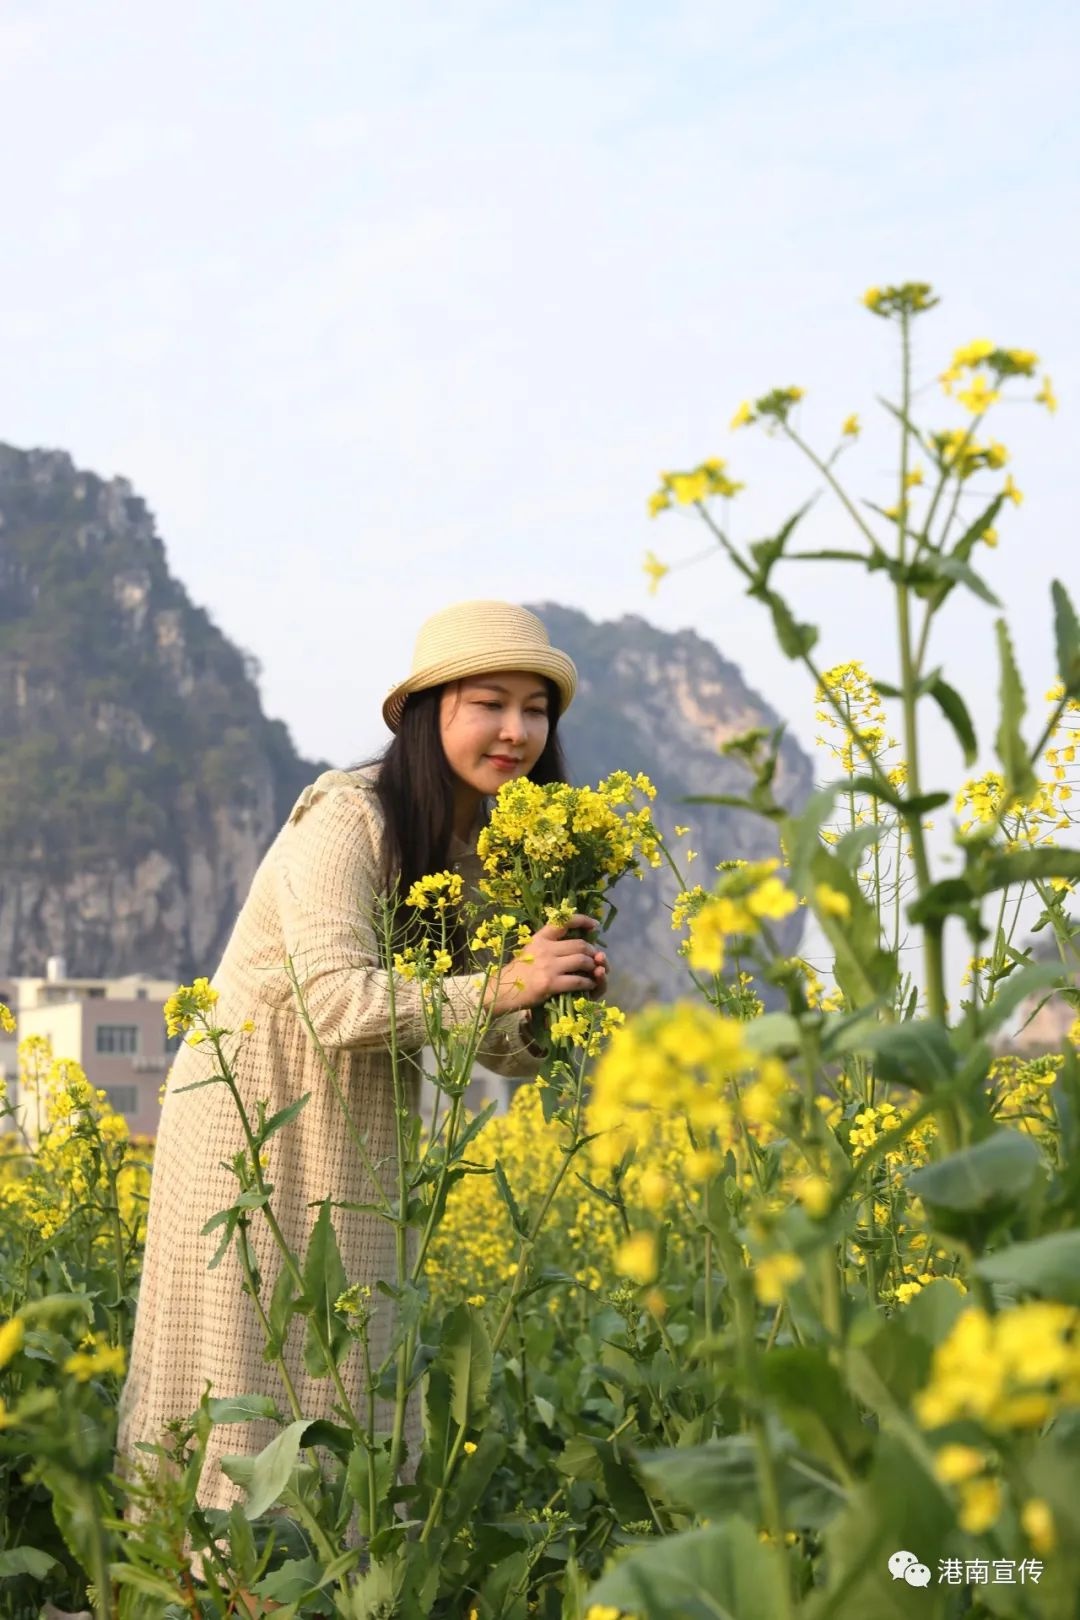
[{"x1": 889, "y1": 1550, "x2": 932, "y2": 1588}]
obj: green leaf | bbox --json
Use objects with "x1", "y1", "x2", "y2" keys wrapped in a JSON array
[
  {"x1": 810, "y1": 847, "x2": 897, "y2": 1009},
  {"x1": 927, "y1": 675, "x2": 978, "y2": 767},
  {"x1": 931, "y1": 554, "x2": 1001, "y2": 607},
  {"x1": 748, "y1": 500, "x2": 815, "y2": 587},
  {"x1": 300, "y1": 1200, "x2": 351, "y2": 1378},
  {"x1": 440, "y1": 1304, "x2": 492, "y2": 1429},
  {"x1": 994, "y1": 617, "x2": 1038, "y2": 801},
  {"x1": 638, "y1": 1436, "x2": 843, "y2": 1530},
  {"x1": 743, "y1": 1012, "x2": 803, "y2": 1055},
  {"x1": 243, "y1": 1419, "x2": 313, "y2": 1519},
  {"x1": 492, "y1": 1158, "x2": 528, "y2": 1238},
  {"x1": 758, "y1": 1348, "x2": 871, "y2": 1474},
  {"x1": 900, "y1": 1277, "x2": 969, "y2": 1346},
  {"x1": 836, "y1": 823, "x2": 891, "y2": 871},
  {"x1": 256, "y1": 1093, "x2": 311, "y2": 1148},
  {"x1": 264, "y1": 1262, "x2": 298, "y2": 1361},
  {"x1": 586, "y1": 1518, "x2": 788, "y2": 1620},
  {"x1": 207, "y1": 1393, "x2": 280, "y2": 1425},
  {"x1": 0, "y1": 1546, "x2": 59, "y2": 1578},
  {"x1": 971, "y1": 960, "x2": 1068, "y2": 1040},
  {"x1": 974, "y1": 1231, "x2": 1080, "y2": 1303},
  {"x1": 845, "y1": 1018, "x2": 955, "y2": 1095},
  {"x1": 907, "y1": 1129, "x2": 1043, "y2": 1212},
  {"x1": 1052, "y1": 579, "x2": 1080, "y2": 695},
  {"x1": 758, "y1": 587, "x2": 819, "y2": 659}
]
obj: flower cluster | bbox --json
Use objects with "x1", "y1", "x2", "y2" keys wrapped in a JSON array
[
  {"x1": 729, "y1": 386, "x2": 805, "y2": 432},
  {"x1": 547, "y1": 996, "x2": 626, "y2": 1056},
  {"x1": 685, "y1": 859, "x2": 798, "y2": 975},
  {"x1": 63, "y1": 1331, "x2": 126, "y2": 1383},
  {"x1": 939, "y1": 338, "x2": 1055, "y2": 416},
  {"x1": 916, "y1": 1303, "x2": 1080, "y2": 1434},
  {"x1": 646, "y1": 457, "x2": 744, "y2": 516},
  {"x1": 405, "y1": 871, "x2": 465, "y2": 911},
  {"x1": 862, "y1": 282, "x2": 937, "y2": 318},
  {"x1": 476, "y1": 773, "x2": 660, "y2": 924},
  {"x1": 586, "y1": 1000, "x2": 789, "y2": 1170},
  {"x1": 163, "y1": 977, "x2": 219, "y2": 1039}
]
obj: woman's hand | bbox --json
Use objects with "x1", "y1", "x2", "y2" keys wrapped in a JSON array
[{"x1": 488, "y1": 915, "x2": 608, "y2": 1015}]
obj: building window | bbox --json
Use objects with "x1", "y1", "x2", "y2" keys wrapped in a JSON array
[
  {"x1": 86, "y1": 986, "x2": 105, "y2": 998},
  {"x1": 164, "y1": 1031, "x2": 185, "y2": 1054},
  {"x1": 95, "y1": 1024, "x2": 139, "y2": 1055},
  {"x1": 102, "y1": 1085, "x2": 138, "y2": 1116}
]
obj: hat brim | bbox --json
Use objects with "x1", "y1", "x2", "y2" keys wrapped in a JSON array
[{"x1": 382, "y1": 646, "x2": 577, "y2": 733}]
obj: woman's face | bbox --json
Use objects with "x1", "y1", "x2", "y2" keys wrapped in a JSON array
[{"x1": 439, "y1": 671, "x2": 551, "y2": 796}]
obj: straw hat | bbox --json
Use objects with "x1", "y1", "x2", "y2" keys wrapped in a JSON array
[{"x1": 382, "y1": 600, "x2": 578, "y2": 732}]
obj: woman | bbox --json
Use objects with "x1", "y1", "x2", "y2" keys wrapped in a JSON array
[{"x1": 116, "y1": 600, "x2": 607, "y2": 1531}]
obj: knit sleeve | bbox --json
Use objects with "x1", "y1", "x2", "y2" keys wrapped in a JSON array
[{"x1": 272, "y1": 779, "x2": 538, "y2": 1067}]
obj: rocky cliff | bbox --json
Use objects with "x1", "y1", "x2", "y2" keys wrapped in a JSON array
[
  {"x1": 0, "y1": 444, "x2": 326, "y2": 978},
  {"x1": 0, "y1": 445, "x2": 813, "y2": 995}
]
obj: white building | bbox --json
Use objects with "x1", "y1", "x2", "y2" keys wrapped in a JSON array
[{"x1": 4, "y1": 957, "x2": 177, "y2": 1140}]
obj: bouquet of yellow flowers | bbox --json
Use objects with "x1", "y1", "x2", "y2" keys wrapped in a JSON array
[{"x1": 472, "y1": 772, "x2": 662, "y2": 1076}]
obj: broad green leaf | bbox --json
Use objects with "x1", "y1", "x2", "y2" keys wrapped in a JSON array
[
  {"x1": 974, "y1": 1231, "x2": 1080, "y2": 1303},
  {"x1": 927, "y1": 675, "x2": 978, "y2": 767},
  {"x1": 1052, "y1": 579, "x2": 1080, "y2": 695},
  {"x1": 982, "y1": 847, "x2": 1080, "y2": 889},
  {"x1": 743, "y1": 1011, "x2": 802, "y2": 1055},
  {"x1": 638, "y1": 1436, "x2": 844, "y2": 1530},
  {"x1": 206, "y1": 1393, "x2": 279, "y2": 1425},
  {"x1": 443, "y1": 1431, "x2": 507, "y2": 1539},
  {"x1": 907, "y1": 1129, "x2": 1042, "y2": 1212},
  {"x1": 758, "y1": 1348, "x2": 871, "y2": 1474},
  {"x1": 586, "y1": 1518, "x2": 788, "y2": 1620},
  {"x1": 846, "y1": 1018, "x2": 955, "y2": 1095},
  {"x1": 817, "y1": 1435, "x2": 952, "y2": 1620},
  {"x1": 994, "y1": 618, "x2": 1038, "y2": 801},
  {"x1": 899, "y1": 1278, "x2": 969, "y2": 1346},
  {"x1": 440, "y1": 1304, "x2": 492, "y2": 1428},
  {"x1": 243, "y1": 1419, "x2": 313, "y2": 1519},
  {"x1": 0, "y1": 1546, "x2": 58, "y2": 1578},
  {"x1": 301, "y1": 1200, "x2": 351, "y2": 1378}
]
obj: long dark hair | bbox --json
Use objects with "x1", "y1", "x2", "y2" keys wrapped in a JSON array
[{"x1": 366, "y1": 676, "x2": 569, "y2": 928}]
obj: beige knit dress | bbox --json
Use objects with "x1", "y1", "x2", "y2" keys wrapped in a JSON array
[{"x1": 116, "y1": 766, "x2": 541, "y2": 1514}]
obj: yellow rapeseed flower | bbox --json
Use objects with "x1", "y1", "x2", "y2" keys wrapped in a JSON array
[
  {"x1": 647, "y1": 488, "x2": 671, "y2": 517},
  {"x1": 0, "y1": 1003, "x2": 14, "y2": 1035},
  {"x1": 1004, "y1": 473, "x2": 1023, "y2": 505},
  {"x1": 0, "y1": 1317, "x2": 24, "y2": 1369},
  {"x1": 643, "y1": 551, "x2": 669, "y2": 595},
  {"x1": 754, "y1": 1252, "x2": 803, "y2": 1305},
  {"x1": 842, "y1": 413, "x2": 860, "y2": 437},
  {"x1": 615, "y1": 1231, "x2": 659, "y2": 1285},
  {"x1": 1035, "y1": 374, "x2": 1058, "y2": 413},
  {"x1": 163, "y1": 977, "x2": 219, "y2": 1038},
  {"x1": 814, "y1": 883, "x2": 851, "y2": 920},
  {"x1": 959, "y1": 1476, "x2": 1001, "y2": 1535},
  {"x1": 730, "y1": 400, "x2": 754, "y2": 429},
  {"x1": 933, "y1": 1444, "x2": 986, "y2": 1485},
  {"x1": 1021, "y1": 1498, "x2": 1056, "y2": 1555}
]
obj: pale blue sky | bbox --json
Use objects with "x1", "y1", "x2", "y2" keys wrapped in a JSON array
[{"x1": 2, "y1": 0, "x2": 1077, "y2": 842}]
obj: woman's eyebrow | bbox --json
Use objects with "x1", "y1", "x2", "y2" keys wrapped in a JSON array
[{"x1": 467, "y1": 681, "x2": 549, "y2": 702}]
